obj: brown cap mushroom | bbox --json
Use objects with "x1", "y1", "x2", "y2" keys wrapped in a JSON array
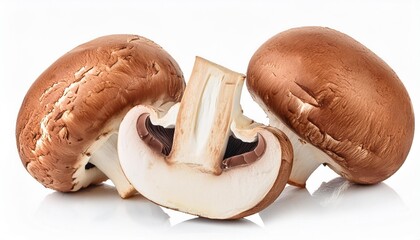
[
  {"x1": 247, "y1": 26, "x2": 414, "y2": 186},
  {"x1": 16, "y1": 34, "x2": 185, "y2": 198},
  {"x1": 118, "y1": 57, "x2": 293, "y2": 219}
]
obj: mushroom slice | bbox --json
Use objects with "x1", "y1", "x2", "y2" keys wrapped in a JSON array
[
  {"x1": 246, "y1": 27, "x2": 415, "y2": 186},
  {"x1": 16, "y1": 34, "x2": 185, "y2": 198},
  {"x1": 118, "y1": 57, "x2": 293, "y2": 219}
]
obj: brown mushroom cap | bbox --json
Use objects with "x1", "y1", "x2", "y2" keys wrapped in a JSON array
[
  {"x1": 247, "y1": 26, "x2": 414, "y2": 184},
  {"x1": 16, "y1": 34, "x2": 185, "y2": 193}
]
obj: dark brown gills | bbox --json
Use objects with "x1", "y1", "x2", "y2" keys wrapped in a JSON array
[{"x1": 136, "y1": 114, "x2": 266, "y2": 170}]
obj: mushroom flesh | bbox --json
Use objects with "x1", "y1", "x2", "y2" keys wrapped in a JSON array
[{"x1": 118, "y1": 57, "x2": 293, "y2": 219}]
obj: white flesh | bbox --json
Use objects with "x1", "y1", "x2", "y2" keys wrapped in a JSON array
[
  {"x1": 119, "y1": 106, "x2": 282, "y2": 219},
  {"x1": 118, "y1": 57, "x2": 285, "y2": 218}
]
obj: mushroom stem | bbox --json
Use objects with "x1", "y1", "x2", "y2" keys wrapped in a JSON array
[
  {"x1": 287, "y1": 153, "x2": 321, "y2": 187},
  {"x1": 268, "y1": 113, "x2": 326, "y2": 187},
  {"x1": 89, "y1": 134, "x2": 136, "y2": 198},
  {"x1": 168, "y1": 57, "x2": 245, "y2": 175}
]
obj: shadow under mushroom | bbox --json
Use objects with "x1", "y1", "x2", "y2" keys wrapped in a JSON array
[{"x1": 35, "y1": 183, "x2": 170, "y2": 235}]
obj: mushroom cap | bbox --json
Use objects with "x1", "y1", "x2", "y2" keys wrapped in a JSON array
[
  {"x1": 16, "y1": 34, "x2": 185, "y2": 192},
  {"x1": 247, "y1": 26, "x2": 414, "y2": 184}
]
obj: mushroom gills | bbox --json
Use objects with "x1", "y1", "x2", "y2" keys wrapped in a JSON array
[
  {"x1": 222, "y1": 134, "x2": 265, "y2": 169},
  {"x1": 137, "y1": 114, "x2": 264, "y2": 169},
  {"x1": 137, "y1": 113, "x2": 174, "y2": 156},
  {"x1": 85, "y1": 162, "x2": 96, "y2": 170}
]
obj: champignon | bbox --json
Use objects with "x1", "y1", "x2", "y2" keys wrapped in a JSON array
[
  {"x1": 16, "y1": 34, "x2": 185, "y2": 198},
  {"x1": 118, "y1": 57, "x2": 293, "y2": 219},
  {"x1": 247, "y1": 26, "x2": 414, "y2": 186}
]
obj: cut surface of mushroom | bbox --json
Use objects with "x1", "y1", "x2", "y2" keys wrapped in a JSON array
[
  {"x1": 118, "y1": 57, "x2": 293, "y2": 219},
  {"x1": 16, "y1": 34, "x2": 185, "y2": 198},
  {"x1": 247, "y1": 26, "x2": 415, "y2": 187}
]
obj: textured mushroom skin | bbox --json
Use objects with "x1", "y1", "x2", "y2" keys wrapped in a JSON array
[
  {"x1": 16, "y1": 35, "x2": 185, "y2": 192},
  {"x1": 247, "y1": 27, "x2": 414, "y2": 184}
]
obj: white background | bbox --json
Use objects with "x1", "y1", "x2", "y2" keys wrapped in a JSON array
[{"x1": 1, "y1": 0, "x2": 419, "y2": 239}]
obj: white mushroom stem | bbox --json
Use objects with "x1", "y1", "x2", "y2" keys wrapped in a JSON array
[
  {"x1": 168, "y1": 57, "x2": 245, "y2": 175},
  {"x1": 268, "y1": 111, "x2": 341, "y2": 187},
  {"x1": 88, "y1": 134, "x2": 136, "y2": 198}
]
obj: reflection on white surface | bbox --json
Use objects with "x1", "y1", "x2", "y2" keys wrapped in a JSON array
[
  {"x1": 32, "y1": 177, "x2": 410, "y2": 240},
  {"x1": 260, "y1": 177, "x2": 410, "y2": 240},
  {"x1": 170, "y1": 217, "x2": 260, "y2": 234},
  {"x1": 261, "y1": 177, "x2": 406, "y2": 223},
  {"x1": 35, "y1": 184, "x2": 170, "y2": 236}
]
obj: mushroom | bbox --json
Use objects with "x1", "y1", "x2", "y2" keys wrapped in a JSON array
[
  {"x1": 246, "y1": 26, "x2": 415, "y2": 187},
  {"x1": 16, "y1": 34, "x2": 185, "y2": 198},
  {"x1": 118, "y1": 57, "x2": 293, "y2": 219}
]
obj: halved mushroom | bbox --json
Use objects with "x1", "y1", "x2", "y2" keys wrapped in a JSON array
[
  {"x1": 118, "y1": 57, "x2": 293, "y2": 219},
  {"x1": 16, "y1": 34, "x2": 185, "y2": 198},
  {"x1": 247, "y1": 26, "x2": 415, "y2": 187}
]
